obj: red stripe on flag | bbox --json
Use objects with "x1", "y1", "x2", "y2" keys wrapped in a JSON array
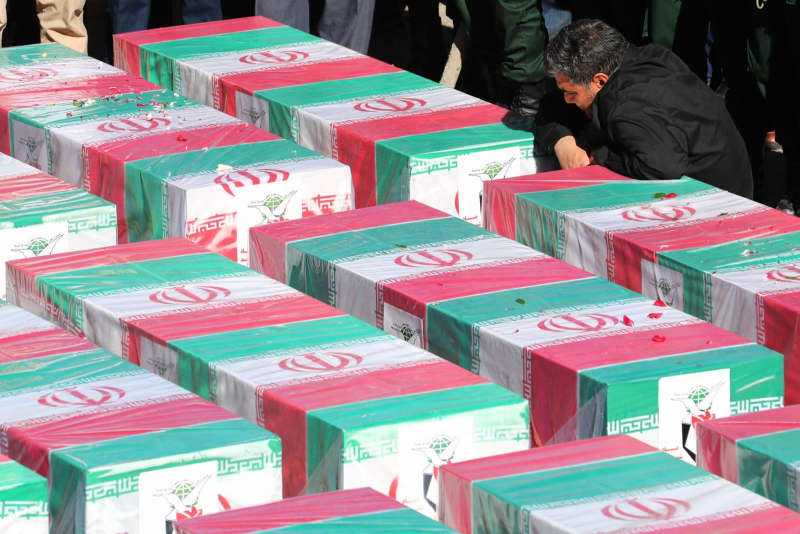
[
  {"x1": 334, "y1": 103, "x2": 509, "y2": 208},
  {"x1": 0, "y1": 330, "x2": 96, "y2": 363}
]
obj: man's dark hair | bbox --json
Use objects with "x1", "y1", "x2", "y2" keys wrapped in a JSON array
[{"x1": 544, "y1": 19, "x2": 630, "y2": 87}]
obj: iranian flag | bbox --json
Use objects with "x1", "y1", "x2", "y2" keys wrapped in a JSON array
[
  {"x1": 439, "y1": 435, "x2": 800, "y2": 533},
  {"x1": 113, "y1": 17, "x2": 552, "y2": 223},
  {"x1": 174, "y1": 488, "x2": 457, "y2": 533},
  {"x1": 485, "y1": 167, "x2": 800, "y2": 403},
  {"x1": 0, "y1": 153, "x2": 116, "y2": 299},
  {"x1": 0, "y1": 453, "x2": 47, "y2": 534},
  {"x1": 697, "y1": 404, "x2": 800, "y2": 512},
  {"x1": 5, "y1": 238, "x2": 530, "y2": 518},
  {"x1": 0, "y1": 331, "x2": 282, "y2": 533},
  {"x1": 0, "y1": 42, "x2": 157, "y2": 154},
  {"x1": 250, "y1": 201, "x2": 784, "y2": 461}
]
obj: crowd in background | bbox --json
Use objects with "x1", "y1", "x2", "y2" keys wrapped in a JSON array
[{"x1": 0, "y1": 0, "x2": 797, "y2": 210}]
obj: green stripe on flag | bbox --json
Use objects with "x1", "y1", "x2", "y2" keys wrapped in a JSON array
[
  {"x1": 9, "y1": 90, "x2": 188, "y2": 129},
  {"x1": 0, "y1": 43, "x2": 83, "y2": 66},
  {"x1": 0, "y1": 349, "x2": 135, "y2": 398},
  {"x1": 517, "y1": 177, "x2": 713, "y2": 212},
  {"x1": 737, "y1": 428, "x2": 800, "y2": 510},
  {"x1": 0, "y1": 190, "x2": 115, "y2": 229},
  {"x1": 0, "y1": 460, "x2": 47, "y2": 518},
  {"x1": 123, "y1": 139, "x2": 313, "y2": 241},
  {"x1": 172, "y1": 315, "x2": 388, "y2": 399},
  {"x1": 374, "y1": 123, "x2": 534, "y2": 205},
  {"x1": 472, "y1": 451, "x2": 702, "y2": 534},
  {"x1": 426, "y1": 277, "x2": 632, "y2": 369},
  {"x1": 265, "y1": 508, "x2": 457, "y2": 533},
  {"x1": 254, "y1": 72, "x2": 436, "y2": 139},
  {"x1": 306, "y1": 383, "x2": 527, "y2": 490},
  {"x1": 139, "y1": 26, "x2": 318, "y2": 87},
  {"x1": 579, "y1": 344, "x2": 783, "y2": 439},
  {"x1": 49, "y1": 419, "x2": 281, "y2": 532},
  {"x1": 658, "y1": 230, "x2": 800, "y2": 320},
  {"x1": 36, "y1": 252, "x2": 246, "y2": 327}
]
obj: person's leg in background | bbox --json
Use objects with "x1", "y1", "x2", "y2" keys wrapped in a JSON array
[
  {"x1": 570, "y1": 0, "x2": 646, "y2": 43},
  {"x1": 771, "y1": 0, "x2": 800, "y2": 211},
  {"x1": 652, "y1": 0, "x2": 711, "y2": 81},
  {"x1": 255, "y1": 0, "x2": 310, "y2": 31},
  {"x1": 316, "y1": 0, "x2": 376, "y2": 54},
  {"x1": 541, "y1": 0, "x2": 571, "y2": 37},
  {"x1": 36, "y1": 0, "x2": 87, "y2": 53},
  {"x1": 0, "y1": 0, "x2": 6, "y2": 45},
  {"x1": 181, "y1": 0, "x2": 221, "y2": 24},
  {"x1": 109, "y1": 0, "x2": 149, "y2": 34}
]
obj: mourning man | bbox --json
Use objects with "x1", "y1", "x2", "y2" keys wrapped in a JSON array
[{"x1": 536, "y1": 19, "x2": 753, "y2": 198}]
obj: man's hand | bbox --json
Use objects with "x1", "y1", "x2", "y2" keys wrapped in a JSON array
[{"x1": 554, "y1": 136, "x2": 590, "y2": 169}]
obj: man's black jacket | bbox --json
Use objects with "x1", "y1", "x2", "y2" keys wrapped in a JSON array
[{"x1": 536, "y1": 45, "x2": 754, "y2": 198}]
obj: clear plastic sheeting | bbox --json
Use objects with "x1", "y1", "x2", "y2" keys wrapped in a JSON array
[
  {"x1": 174, "y1": 488, "x2": 458, "y2": 533},
  {"x1": 113, "y1": 17, "x2": 552, "y2": 224},
  {"x1": 3, "y1": 60, "x2": 353, "y2": 259},
  {"x1": 4, "y1": 238, "x2": 530, "y2": 519},
  {"x1": 250, "y1": 201, "x2": 785, "y2": 461},
  {"x1": 484, "y1": 167, "x2": 800, "y2": 404},
  {"x1": 0, "y1": 153, "x2": 117, "y2": 299},
  {"x1": 0, "y1": 42, "x2": 158, "y2": 154},
  {"x1": 0, "y1": 298, "x2": 97, "y2": 363},
  {"x1": 0, "y1": 347, "x2": 282, "y2": 533},
  {"x1": 0, "y1": 453, "x2": 47, "y2": 534},
  {"x1": 696, "y1": 404, "x2": 800, "y2": 511},
  {"x1": 124, "y1": 140, "x2": 352, "y2": 265},
  {"x1": 439, "y1": 435, "x2": 800, "y2": 534}
]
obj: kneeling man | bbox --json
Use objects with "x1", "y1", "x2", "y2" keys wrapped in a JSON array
[{"x1": 536, "y1": 19, "x2": 753, "y2": 198}]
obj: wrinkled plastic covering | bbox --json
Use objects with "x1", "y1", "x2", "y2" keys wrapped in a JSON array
[
  {"x1": 0, "y1": 298, "x2": 96, "y2": 362},
  {"x1": 5, "y1": 238, "x2": 530, "y2": 518},
  {"x1": 124, "y1": 139, "x2": 353, "y2": 265},
  {"x1": 0, "y1": 453, "x2": 48, "y2": 533},
  {"x1": 439, "y1": 435, "x2": 800, "y2": 534},
  {"x1": 113, "y1": 18, "x2": 554, "y2": 223},
  {"x1": 697, "y1": 404, "x2": 800, "y2": 511},
  {"x1": 0, "y1": 347, "x2": 282, "y2": 533},
  {"x1": 3, "y1": 56, "x2": 353, "y2": 258},
  {"x1": 250, "y1": 201, "x2": 785, "y2": 461},
  {"x1": 484, "y1": 169, "x2": 800, "y2": 404},
  {"x1": 0, "y1": 42, "x2": 158, "y2": 154},
  {"x1": 174, "y1": 488, "x2": 457, "y2": 533},
  {"x1": 0, "y1": 153, "x2": 117, "y2": 298}
]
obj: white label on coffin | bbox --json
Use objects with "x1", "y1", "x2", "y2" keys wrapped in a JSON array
[
  {"x1": 658, "y1": 368, "x2": 730, "y2": 464},
  {"x1": 0, "y1": 371, "x2": 189, "y2": 426},
  {"x1": 334, "y1": 237, "x2": 541, "y2": 324},
  {"x1": 0, "y1": 222, "x2": 69, "y2": 300},
  {"x1": 455, "y1": 147, "x2": 528, "y2": 225},
  {"x1": 526, "y1": 477, "x2": 769, "y2": 534},
  {"x1": 235, "y1": 91, "x2": 270, "y2": 131},
  {"x1": 568, "y1": 189, "x2": 760, "y2": 233},
  {"x1": 47, "y1": 106, "x2": 240, "y2": 185},
  {"x1": 213, "y1": 338, "x2": 438, "y2": 422},
  {"x1": 641, "y1": 259, "x2": 686, "y2": 310},
  {"x1": 383, "y1": 302, "x2": 424, "y2": 347},
  {"x1": 138, "y1": 461, "x2": 220, "y2": 534},
  {"x1": 177, "y1": 41, "x2": 361, "y2": 107},
  {"x1": 81, "y1": 274, "x2": 296, "y2": 355},
  {"x1": 295, "y1": 87, "x2": 483, "y2": 156},
  {"x1": 0, "y1": 153, "x2": 39, "y2": 179},
  {"x1": 709, "y1": 270, "x2": 767, "y2": 341},
  {"x1": 0, "y1": 58, "x2": 120, "y2": 92},
  {"x1": 10, "y1": 120, "x2": 48, "y2": 176},
  {"x1": 174, "y1": 158, "x2": 353, "y2": 264}
]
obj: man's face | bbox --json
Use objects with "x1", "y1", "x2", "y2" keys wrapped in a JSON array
[{"x1": 555, "y1": 73, "x2": 600, "y2": 116}]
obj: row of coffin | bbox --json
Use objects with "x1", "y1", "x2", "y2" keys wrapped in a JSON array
[
  {"x1": 1, "y1": 13, "x2": 800, "y2": 533},
  {"x1": 2, "y1": 233, "x2": 800, "y2": 532}
]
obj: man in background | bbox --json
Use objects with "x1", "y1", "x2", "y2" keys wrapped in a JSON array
[
  {"x1": 0, "y1": 0, "x2": 87, "y2": 53},
  {"x1": 536, "y1": 19, "x2": 753, "y2": 198}
]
